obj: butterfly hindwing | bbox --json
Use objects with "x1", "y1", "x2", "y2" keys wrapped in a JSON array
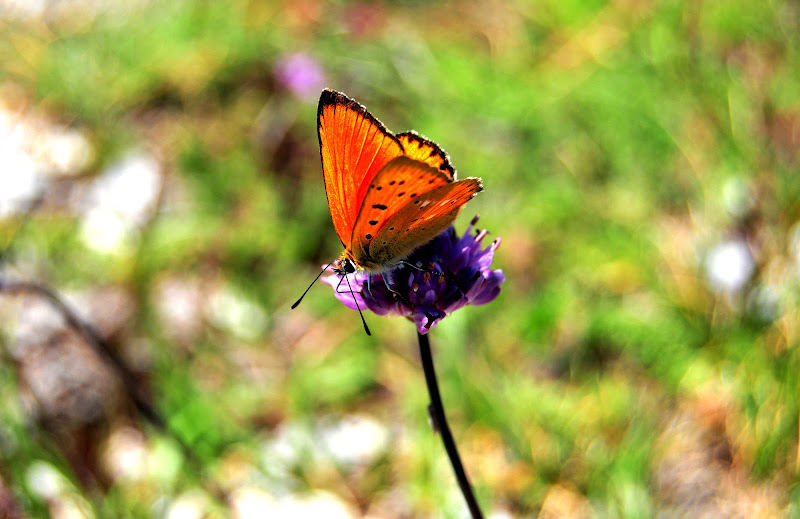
[
  {"x1": 349, "y1": 156, "x2": 451, "y2": 265},
  {"x1": 397, "y1": 131, "x2": 455, "y2": 180},
  {"x1": 369, "y1": 176, "x2": 483, "y2": 266},
  {"x1": 318, "y1": 89, "x2": 404, "y2": 249}
]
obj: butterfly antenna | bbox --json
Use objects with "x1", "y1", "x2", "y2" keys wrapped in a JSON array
[
  {"x1": 291, "y1": 259, "x2": 336, "y2": 309},
  {"x1": 343, "y1": 273, "x2": 371, "y2": 336}
]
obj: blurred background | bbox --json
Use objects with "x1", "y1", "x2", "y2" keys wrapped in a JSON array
[{"x1": 0, "y1": 0, "x2": 799, "y2": 517}]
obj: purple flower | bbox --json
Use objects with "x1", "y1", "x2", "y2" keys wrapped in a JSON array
[
  {"x1": 321, "y1": 216, "x2": 505, "y2": 334},
  {"x1": 273, "y1": 52, "x2": 325, "y2": 100}
]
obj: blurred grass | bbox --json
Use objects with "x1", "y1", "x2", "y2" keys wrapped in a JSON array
[{"x1": 1, "y1": 0, "x2": 799, "y2": 517}]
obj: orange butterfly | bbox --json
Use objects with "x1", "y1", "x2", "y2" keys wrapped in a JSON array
[
  {"x1": 318, "y1": 89, "x2": 482, "y2": 273},
  {"x1": 294, "y1": 90, "x2": 482, "y2": 326}
]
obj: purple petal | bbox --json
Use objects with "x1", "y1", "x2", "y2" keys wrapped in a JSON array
[
  {"x1": 470, "y1": 270, "x2": 506, "y2": 305},
  {"x1": 414, "y1": 307, "x2": 446, "y2": 334}
]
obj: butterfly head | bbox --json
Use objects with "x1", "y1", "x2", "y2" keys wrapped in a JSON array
[
  {"x1": 335, "y1": 248, "x2": 396, "y2": 277},
  {"x1": 333, "y1": 258, "x2": 356, "y2": 276},
  {"x1": 332, "y1": 249, "x2": 361, "y2": 277}
]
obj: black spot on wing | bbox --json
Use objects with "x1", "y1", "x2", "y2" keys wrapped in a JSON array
[
  {"x1": 369, "y1": 220, "x2": 378, "y2": 225},
  {"x1": 372, "y1": 204, "x2": 388, "y2": 210}
]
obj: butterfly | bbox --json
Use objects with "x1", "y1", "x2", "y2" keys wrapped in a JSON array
[
  {"x1": 293, "y1": 90, "x2": 482, "y2": 330},
  {"x1": 318, "y1": 89, "x2": 482, "y2": 272}
]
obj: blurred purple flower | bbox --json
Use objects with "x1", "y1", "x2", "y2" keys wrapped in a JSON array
[
  {"x1": 322, "y1": 216, "x2": 505, "y2": 334},
  {"x1": 273, "y1": 52, "x2": 325, "y2": 100}
]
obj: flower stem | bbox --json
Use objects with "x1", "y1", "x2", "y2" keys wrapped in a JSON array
[{"x1": 417, "y1": 331, "x2": 484, "y2": 519}]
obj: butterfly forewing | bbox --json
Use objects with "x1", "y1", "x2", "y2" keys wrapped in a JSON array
[
  {"x1": 318, "y1": 90, "x2": 403, "y2": 249},
  {"x1": 397, "y1": 131, "x2": 455, "y2": 180},
  {"x1": 349, "y1": 156, "x2": 451, "y2": 263},
  {"x1": 369, "y1": 177, "x2": 483, "y2": 266}
]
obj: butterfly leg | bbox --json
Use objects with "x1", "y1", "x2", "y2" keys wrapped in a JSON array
[
  {"x1": 334, "y1": 274, "x2": 348, "y2": 294},
  {"x1": 335, "y1": 274, "x2": 361, "y2": 296},
  {"x1": 399, "y1": 260, "x2": 469, "y2": 300},
  {"x1": 366, "y1": 274, "x2": 376, "y2": 302},
  {"x1": 399, "y1": 260, "x2": 424, "y2": 271},
  {"x1": 333, "y1": 273, "x2": 386, "y2": 305},
  {"x1": 382, "y1": 271, "x2": 411, "y2": 306},
  {"x1": 400, "y1": 260, "x2": 444, "y2": 278}
]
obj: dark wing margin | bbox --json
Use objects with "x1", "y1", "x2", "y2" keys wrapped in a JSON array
[{"x1": 397, "y1": 131, "x2": 456, "y2": 180}]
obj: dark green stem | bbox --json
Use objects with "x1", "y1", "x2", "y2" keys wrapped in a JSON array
[{"x1": 417, "y1": 331, "x2": 484, "y2": 519}]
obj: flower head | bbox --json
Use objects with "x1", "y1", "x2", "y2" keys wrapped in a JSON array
[{"x1": 322, "y1": 216, "x2": 504, "y2": 334}]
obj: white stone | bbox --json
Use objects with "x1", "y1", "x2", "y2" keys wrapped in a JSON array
[
  {"x1": 165, "y1": 490, "x2": 210, "y2": 519},
  {"x1": 705, "y1": 240, "x2": 754, "y2": 292},
  {"x1": 319, "y1": 414, "x2": 390, "y2": 466},
  {"x1": 207, "y1": 286, "x2": 267, "y2": 342},
  {"x1": 79, "y1": 150, "x2": 161, "y2": 253}
]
